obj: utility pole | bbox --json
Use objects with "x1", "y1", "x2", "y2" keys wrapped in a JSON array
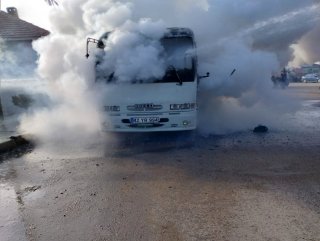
[
  {"x1": 0, "y1": 0, "x2": 2, "y2": 122},
  {"x1": 0, "y1": 100, "x2": 3, "y2": 122},
  {"x1": 0, "y1": 79, "x2": 3, "y2": 121}
]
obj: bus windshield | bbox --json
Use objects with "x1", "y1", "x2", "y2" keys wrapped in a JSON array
[
  {"x1": 96, "y1": 36, "x2": 196, "y2": 84},
  {"x1": 157, "y1": 37, "x2": 196, "y2": 83}
]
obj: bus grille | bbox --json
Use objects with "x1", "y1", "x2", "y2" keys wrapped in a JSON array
[{"x1": 127, "y1": 104, "x2": 162, "y2": 111}]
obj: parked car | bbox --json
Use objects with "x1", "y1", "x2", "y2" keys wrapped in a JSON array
[{"x1": 301, "y1": 73, "x2": 320, "y2": 83}]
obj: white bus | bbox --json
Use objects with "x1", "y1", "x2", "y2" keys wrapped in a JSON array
[{"x1": 87, "y1": 28, "x2": 207, "y2": 132}]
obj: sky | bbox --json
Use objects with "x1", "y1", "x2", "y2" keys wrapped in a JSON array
[{"x1": 1, "y1": 0, "x2": 52, "y2": 29}]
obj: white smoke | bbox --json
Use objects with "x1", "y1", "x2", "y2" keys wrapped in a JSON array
[
  {"x1": 95, "y1": 19, "x2": 166, "y2": 83},
  {"x1": 18, "y1": 21, "x2": 101, "y2": 147},
  {"x1": 197, "y1": 39, "x2": 298, "y2": 134},
  {"x1": 290, "y1": 22, "x2": 320, "y2": 66},
  {"x1": 2, "y1": 0, "x2": 319, "y2": 143}
]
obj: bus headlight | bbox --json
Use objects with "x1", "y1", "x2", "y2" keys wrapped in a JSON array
[
  {"x1": 104, "y1": 105, "x2": 120, "y2": 112},
  {"x1": 170, "y1": 103, "x2": 196, "y2": 110},
  {"x1": 183, "y1": 120, "x2": 190, "y2": 126}
]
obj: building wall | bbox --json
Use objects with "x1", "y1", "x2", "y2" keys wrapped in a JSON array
[
  {"x1": 0, "y1": 40, "x2": 38, "y2": 78},
  {"x1": 301, "y1": 65, "x2": 320, "y2": 75}
]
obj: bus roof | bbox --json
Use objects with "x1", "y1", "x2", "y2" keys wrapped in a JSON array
[
  {"x1": 99, "y1": 27, "x2": 194, "y2": 41},
  {"x1": 164, "y1": 28, "x2": 194, "y2": 38}
]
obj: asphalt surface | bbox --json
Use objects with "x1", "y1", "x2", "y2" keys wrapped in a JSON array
[{"x1": 1, "y1": 83, "x2": 320, "y2": 241}]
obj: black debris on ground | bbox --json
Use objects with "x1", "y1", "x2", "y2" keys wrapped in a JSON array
[
  {"x1": 0, "y1": 140, "x2": 34, "y2": 162},
  {"x1": 253, "y1": 125, "x2": 269, "y2": 133}
]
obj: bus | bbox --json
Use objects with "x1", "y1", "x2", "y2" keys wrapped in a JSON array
[{"x1": 87, "y1": 27, "x2": 206, "y2": 132}]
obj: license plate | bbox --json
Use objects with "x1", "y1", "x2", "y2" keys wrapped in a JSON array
[{"x1": 130, "y1": 117, "x2": 160, "y2": 124}]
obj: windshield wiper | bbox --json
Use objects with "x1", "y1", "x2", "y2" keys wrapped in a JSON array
[{"x1": 168, "y1": 65, "x2": 183, "y2": 86}]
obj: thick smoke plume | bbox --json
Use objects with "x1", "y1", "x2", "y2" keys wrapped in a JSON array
[
  {"x1": 290, "y1": 23, "x2": 320, "y2": 66},
  {"x1": 3, "y1": 0, "x2": 320, "y2": 144},
  {"x1": 95, "y1": 19, "x2": 167, "y2": 83}
]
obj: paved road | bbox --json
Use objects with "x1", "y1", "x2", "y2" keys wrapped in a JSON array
[{"x1": 1, "y1": 83, "x2": 320, "y2": 241}]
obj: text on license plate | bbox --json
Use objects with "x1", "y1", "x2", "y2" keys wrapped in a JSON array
[{"x1": 130, "y1": 117, "x2": 160, "y2": 124}]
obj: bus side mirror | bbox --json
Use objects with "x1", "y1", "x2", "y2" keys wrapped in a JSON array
[
  {"x1": 230, "y1": 69, "x2": 236, "y2": 76},
  {"x1": 86, "y1": 38, "x2": 105, "y2": 58},
  {"x1": 198, "y1": 72, "x2": 210, "y2": 80},
  {"x1": 97, "y1": 40, "x2": 105, "y2": 49}
]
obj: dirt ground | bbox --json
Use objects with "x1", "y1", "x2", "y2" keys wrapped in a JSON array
[{"x1": 1, "y1": 83, "x2": 320, "y2": 241}]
